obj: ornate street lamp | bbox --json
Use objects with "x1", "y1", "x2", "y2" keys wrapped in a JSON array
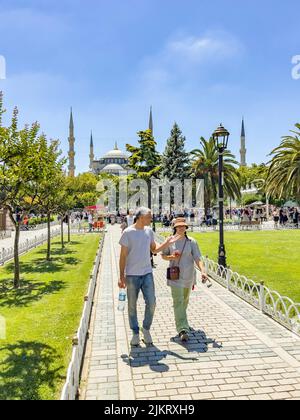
[{"x1": 212, "y1": 124, "x2": 230, "y2": 268}]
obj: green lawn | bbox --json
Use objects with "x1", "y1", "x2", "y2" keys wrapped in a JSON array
[
  {"x1": 0, "y1": 234, "x2": 101, "y2": 400},
  {"x1": 189, "y1": 230, "x2": 300, "y2": 303}
]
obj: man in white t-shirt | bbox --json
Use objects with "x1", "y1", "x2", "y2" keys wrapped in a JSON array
[
  {"x1": 119, "y1": 207, "x2": 180, "y2": 347},
  {"x1": 126, "y1": 209, "x2": 135, "y2": 227}
]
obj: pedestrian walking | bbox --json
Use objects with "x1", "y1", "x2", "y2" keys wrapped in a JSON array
[
  {"x1": 161, "y1": 217, "x2": 208, "y2": 342},
  {"x1": 119, "y1": 207, "x2": 180, "y2": 347}
]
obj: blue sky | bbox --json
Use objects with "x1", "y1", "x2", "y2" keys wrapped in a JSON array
[{"x1": 0, "y1": 0, "x2": 299, "y2": 174}]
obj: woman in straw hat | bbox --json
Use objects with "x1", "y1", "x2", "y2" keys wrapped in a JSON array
[{"x1": 161, "y1": 217, "x2": 208, "y2": 342}]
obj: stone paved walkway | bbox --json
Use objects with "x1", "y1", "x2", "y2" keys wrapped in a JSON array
[{"x1": 82, "y1": 225, "x2": 300, "y2": 400}]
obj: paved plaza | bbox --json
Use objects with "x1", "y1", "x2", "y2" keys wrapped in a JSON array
[{"x1": 82, "y1": 225, "x2": 300, "y2": 401}]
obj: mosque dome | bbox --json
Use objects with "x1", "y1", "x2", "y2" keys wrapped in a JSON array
[
  {"x1": 102, "y1": 163, "x2": 125, "y2": 172},
  {"x1": 103, "y1": 143, "x2": 128, "y2": 160}
]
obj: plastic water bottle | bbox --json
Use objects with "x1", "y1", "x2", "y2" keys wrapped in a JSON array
[{"x1": 118, "y1": 289, "x2": 126, "y2": 311}]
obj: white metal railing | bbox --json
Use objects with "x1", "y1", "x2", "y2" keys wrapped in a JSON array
[
  {"x1": 157, "y1": 223, "x2": 299, "y2": 233},
  {"x1": 70, "y1": 224, "x2": 108, "y2": 234},
  {"x1": 60, "y1": 235, "x2": 105, "y2": 401},
  {"x1": 23, "y1": 220, "x2": 60, "y2": 231},
  {"x1": 0, "y1": 231, "x2": 12, "y2": 240},
  {"x1": 204, "y1": 258, "x2": 300, "y2": 337},
  {"x1": 0, "y1": 227, "x2": 63, "y2": 265},
  {"x1": 154, "y1": 233, "x2": 300, "y2": 337}
]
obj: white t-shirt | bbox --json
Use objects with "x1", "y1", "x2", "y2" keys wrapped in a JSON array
[
  {"x1": 126, "y1": 215, "x2": 135, "y2": 227},
  {"x1": 119, "y1": 226, "x2": 155, "y2": 276}
]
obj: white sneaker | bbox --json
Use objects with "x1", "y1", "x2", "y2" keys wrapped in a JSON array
[
  {"x1": 142, "y1": 328, "x2": 153, "y2": 346},
  {"x1": 130, "y1": 333, "x2": 140, "y2": 347}
]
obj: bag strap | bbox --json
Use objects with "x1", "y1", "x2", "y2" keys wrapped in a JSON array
[{"x1": 177, "y1": 238, "x2": 187, "y2": 265}]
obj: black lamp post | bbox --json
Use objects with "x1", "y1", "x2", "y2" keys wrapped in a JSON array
[
  {"x1": 212, "y1": 124, "x2": 230, "y2": 268},
  {"x1": 152, "y1": 216, "x2": 156, "y2": 232}
]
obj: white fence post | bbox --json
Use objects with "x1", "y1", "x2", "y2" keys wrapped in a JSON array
[
  {"x1": 226, "y1": 268, "x2": 231, "y2": 291},
  {"x1": 204, "y1": 256, "x2": 209, "y2": 275},
  {"x1": 259, "y1": 282, "x2": 265, "y2": 313}
]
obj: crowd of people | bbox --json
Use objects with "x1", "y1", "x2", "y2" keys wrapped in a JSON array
[
  {"x1": 149, "y1": 206, "x2": 300, "y2": 229},
  {"x1": 59, "y1": 204, "x2": 300, "y2": 233},
  {"x1": 272, "y1": 207, "x2": 299, "y2": 228}
]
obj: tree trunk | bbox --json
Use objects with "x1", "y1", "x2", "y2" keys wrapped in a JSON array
[
  {"x1": 14, "y1": 223, "x2": 21, "y2": 288},
  {"x1": 61, "y1": 218, "x2": 64, "y2": 249},
  {"x1": 8, "y1": 210, "x2": 20, "y2": 289},
  {"x1": 68, "y1": 211, "x2": 71, "y2": 243},
  {"x1": 47, "y1": 212, "x2": 51, "y2": 261}
]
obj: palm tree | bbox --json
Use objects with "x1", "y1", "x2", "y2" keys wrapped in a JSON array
[
  {"x1": 191, "y1": 137, "x2": 241, "y2": 213},
  {"x1": 266, "y1": 123, "x2": 300, "y2": 200}
]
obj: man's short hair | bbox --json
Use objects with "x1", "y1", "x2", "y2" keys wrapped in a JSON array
[{"x1": 135, "y1": 207, "x2": 152, "y2": 220}]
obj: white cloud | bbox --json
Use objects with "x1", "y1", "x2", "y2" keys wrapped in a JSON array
[
  {"x1": 137, "y1": 30, "x2": 243, "y2": 92},
  {"x1": 166, "y1": 33, "x2": 241, "y2": 62}
]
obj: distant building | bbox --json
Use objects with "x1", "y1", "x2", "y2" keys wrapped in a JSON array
[
  {"x1": 240, "y1": 118, "x2": 247, "y2": 167},
  {"x1": 68, "y1": 108, "x2": 76, "y2": 177},
  {"x1": 88, "y1": 106, "x2": 154, "y2": 176},
  {"x1": 90, "y1": 141, "x2": 135, "y2": 176}
]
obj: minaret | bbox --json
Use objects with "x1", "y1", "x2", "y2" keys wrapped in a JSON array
[
  {"x1": 240, "y1": 118, "x2": 247, "y2": 167},
  {"x1": 89, "y1": 131, "x2": 94, "y2": 171},
  {"x1": 149, "y1": 106, "x2": 153, "y2": 134},
  {"x1": 68, "y1": 108, "x2": 76, "y2": 177}
]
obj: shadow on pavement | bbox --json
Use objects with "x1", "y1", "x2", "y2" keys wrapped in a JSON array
[
  {"x1": 121, "y1": 330, "x2": 222, "y2": 372},
  {"x1": 171, "y1": 329, "x2": 223, "y2": 353},
  {"x1": 121, "y1": 329, "x2": 222, "y2": 373},
  {"x1": 122, "y1": 345, "x2": 200, "y2": 373}
]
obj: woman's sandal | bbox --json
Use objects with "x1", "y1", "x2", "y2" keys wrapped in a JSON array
[{"x1": 179, "y1": 330, "x2": 189, "y2": 342}]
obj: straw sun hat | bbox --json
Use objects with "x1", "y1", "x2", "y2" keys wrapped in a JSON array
[{"x1": 173, "y1": 217, "x2": 189, "y2": 229}]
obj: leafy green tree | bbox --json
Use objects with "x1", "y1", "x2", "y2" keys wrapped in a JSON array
[
  {"x1": 127, "y1": 129, "x2": 161, "y2": 178},
  {"x1": 266, "y1": 123, "x2": 300, "y2": 200},
  {"x1": 237, "y1": 164, "x2": 268, "y2": 190},
  {"x1": 162, "y1": 123, "x2": 190, "y2": 180},
  {"x1": 36, "y1": 147, "x2": 66, "y2": 260},
  {"x1": 126, "y1": 129, "x2": 161, "y2": 208},
  {"x1": 191, "y1": 137, "x2": 241, "y2": 213},
  {"x1": 0, "y1": 93, "x2": 53, "y2": 287},
  {"x1": 69, "y1": 172, "x2": 100, "y2": 209}
]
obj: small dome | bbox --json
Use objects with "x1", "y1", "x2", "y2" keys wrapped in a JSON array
[
  {"x1": 103, "y1": 142, "x2": 128, "y2": 159},
  {"x1": 101, "y1": 163, "x2": 125, "y2": 172}
]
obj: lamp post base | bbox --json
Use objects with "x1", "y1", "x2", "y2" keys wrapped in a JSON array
[{"x1": 218, "y1": 245, "x2": 227, "y2": 268}]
